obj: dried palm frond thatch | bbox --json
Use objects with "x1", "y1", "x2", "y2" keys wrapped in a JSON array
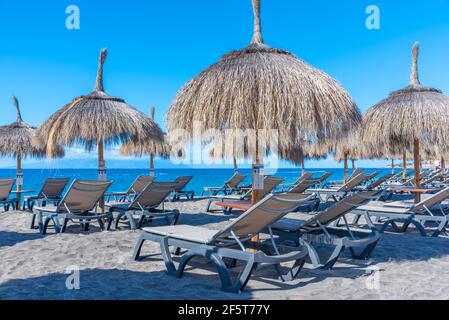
[
  {"x1": 36, "y1": 49, "x2": 164, "y2": 157},
  {"x1": 360, "y1": 42, "x2": 449, "y2": 200},
  {"x1": 0, "y1": 97, "x2": 64, "y2": 159},
  {"x1": 166, "y1": 0, "x2": 361, "y2": 203},
  {"x1": 0, "y1": 97, "x2": 64, "y2": 208},
  {"x1": 167, "y1": 0, "x2": 361, "y2": 154},
  {"x1": 119, "y1": 106, "x2": 170, "y2": 176}
]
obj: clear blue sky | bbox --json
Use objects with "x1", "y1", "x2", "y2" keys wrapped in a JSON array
[{"x1": 0, "y1": 0, "x2": 449, "y2": 169}]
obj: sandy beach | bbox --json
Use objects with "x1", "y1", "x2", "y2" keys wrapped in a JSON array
[{"x1": 0, "y1": 198, "x2": 449, "y2": 300}]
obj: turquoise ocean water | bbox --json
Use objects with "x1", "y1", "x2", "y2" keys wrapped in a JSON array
[{"x1": 0, "y1": 168, "x2": 396, "y2": 195}]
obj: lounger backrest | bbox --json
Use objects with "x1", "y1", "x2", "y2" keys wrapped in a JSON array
[
  {"x1": 413, "y1": 187, "x2": 449, "y2": 212},
  {"x1": 174, "y1": 176, "x2": 193, "y2": 192},
  {"x1": 365, "y1": 174, "x2": 394, "y2": 190},
  {"x1": 259, "y1": 177, "x2": 285, "y2": 198},
  {"x1": 0, "y1": 178, "x2": 15, "y2": 201},
  {"x1": 339, "y1": 174, "x2": 371, "y2": 192},
  {"x1": 226, "y1": 174, "x2": 247, "y2": 189},
  {"x1": 295, "y1": 172, "x2": 314, "y2": 184},
  {"x1": 289, "y1": 179, "x2": 319, "y2": 194},
  {"x1": 127, "y1": 176, "x2": 156, "y2": 195},
  {"x1": 348, "y1": 168, "x2": 363, "y2": 181},
  {"x1": 303, "y1": 190, "x2": 381, "y2": 227},
  {"x1": 131, "y1": 182, "x2": 178, "y2": 209},
  {"x1": 217, "y1": 193, "x2": 316, "y2": 240},
  {"x1": 317, "y1": 172, "x2": 333, "y2": 183},
  {"x1": 57, "y1": 180, "x2": 112, "y2": 213},
  {"x1": 365, "y1": 171, "x2": 380, "y2": 181},
  {"x1": 39, "y1": 178, "x2": 70, "y2": 198}
]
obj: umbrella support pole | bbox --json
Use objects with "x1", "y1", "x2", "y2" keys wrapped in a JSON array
[
  {"x1": 343, "y1": 154, "x2": 348, "y2": 185},
  {"x1": 441, "y1": 158, "x2": 445, "y2": 178},
  {"x1": 391, "y1": 159, "x2": 395, "y2": 175},
  {"x1": 301, "y1": 159, "x2": 305, "y2": 176},
  {"x1": 402, "y1": 151, "x2": 407, "y2": 181},
  {"x1": 16, "y1": 153, "x2": 22, "y2": 211},
  {"x1": 98, "y1": 137, "x2": 106, "y2": 213},
  {"x1": 150, "y1": 153, "x2": 155, "y2": 177},
  {"x1": 413, "y1": 139, "x2": 421, "y2": 203}
]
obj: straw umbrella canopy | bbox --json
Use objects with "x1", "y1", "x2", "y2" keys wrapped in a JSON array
[
  {"x1": 166, "y1": 0, "x2": 361, "y2": 206},
  {"x1": 332, "y1": 127, "x2": 365, "y2": 183},
  {"x1": 36, "y1": 49, "x2": 164, "y2": 209},
  {"x1": 119, "y1": 107, "x2": 170, "y2": 176},
  {"x1": 361, "y1": 42, "x2": 449, "y2": 202},
  {"x1": 281, "y1": 142, "x2": 328, "y2": 176},
  {"x1": 0, "y1": 97, "x2": 64, "y2": 208}
]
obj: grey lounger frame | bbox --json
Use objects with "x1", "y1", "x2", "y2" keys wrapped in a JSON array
[
  {"x1": 205, "y1": 176, "x2": 285, "y2": 213},
  {"x1": 133, "y1": 193, "x2": 316, "y2": 294},
  {"x1": 107, "y1": 182, "x2": 180, "y2": 230},
  {"x1": 0, "y1": 178, "x2": 16, "y2": 212},
  {"x1": 105, "y1": 175, "x2": 155, "y2": 202},
  {"x1": 308, "y1": 174, "x2": 372, "y2": 202},
  {"x1": 33, "y1": 180, "x2": 113, "y2": 234},
  {"x1": 352, "y1": 187, "x2": 449, "y2": 237},
  {"x1": 201, "y1": 173, "x2": 248, "y2": 196},
  {"x1": 171, "y1": 176, "x2": 194, "y2": 201},
  {"x1": 272, "y1": 191, "x2": 382, "y2": 269},
  {"x1": 25, "y1": 177, "x2": 70, "y2": 215}
]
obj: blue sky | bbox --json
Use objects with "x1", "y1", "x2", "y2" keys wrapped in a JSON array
[{"x1": 0, "y1": 0, "x2": 448, "y2": 169}]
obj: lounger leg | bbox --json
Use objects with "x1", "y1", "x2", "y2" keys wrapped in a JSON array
[
  {"x1": 30, "y1": 214, "x2": 37, "y2": 229},
  {"x1": 274, "y1": 257, "x2": 306, "y2": 282},
  {"x1": 97, "y1": 217, "x2": 105, "y2": 231},
  {"x1": 132, "y1": 234, "x2": 147, "y2": 261},
  {"x1": 323, "y1": 242, "x2": 345, "y2": 270},
  {"x1": 298, "y1": 239, "x2": 322, "y2": 269},
  {"x1": 170, "y1": 210, "x2": 180, "y2": 225},
  {"x1": 349, "y1": 240, "x2": 379, "y2": 260},
  {"x1": 126, "y1": 212, "x2": 137, "y2": 230},
  {"x1": 160, "y1": 237, "x2": 178, "y2": 275},
  {"x1": 113, "y1": 211, "x2": 125, "y2": 230},
  {"x1": 61, "y1": 218, "x2": 69, "y2": 233},
  {"x1": 205, "y1": 199, "x2": 213, "y2": 213}
]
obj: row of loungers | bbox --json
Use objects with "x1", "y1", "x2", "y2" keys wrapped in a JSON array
[{"x1": 2, "y1": 170, "x2": 449, "y2": 293}]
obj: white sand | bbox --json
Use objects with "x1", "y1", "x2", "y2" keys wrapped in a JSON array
[{"x1": 1, "y1": 199, "x2": 449, "y2": 300}]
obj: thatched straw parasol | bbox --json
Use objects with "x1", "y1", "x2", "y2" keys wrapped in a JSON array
[
  {"x1": 332, "y1": 128, "x2": 365, "y2": 183},
  {"x1": 0, "y1": 97, "x2": 64, "y2": 208},
  {"x1": 167, "y1": 0, "x2": 361, "y2": 207},
  {"x1": 36, "y1": 49, "x2": 164, "y2": 209},
  {"x1": 119, "y1": 106, "x2": 170, "y2": 176},
  {"x1": 281, "y1": 142, "x2": 328, "y2": 176},
  {"x1": 361, "y1": 42, "x2": 449, "y2": 201}
]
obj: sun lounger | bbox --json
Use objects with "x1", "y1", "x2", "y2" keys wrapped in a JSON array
[
  {"x1": 352, "y1": 187, "x2": 449, "y2": 237},
  {"x1": 107, "y1": 182, "x2": 180, "y2": 230},
  {"x1": 307, "y1": 174, "x2": 372, "y2": 202},
  {"x1": 272, "y1": 191, "x2": 382, "y2": 269},
  {"x1": 171, "y1": 176, "x2": 194, "y2": 201},
  {"x1": 327, "y1": 168, "x2": 363, "y2": 186},
  {"x1": 313, "y1": 172, "x2": 333, "y2": 188},
  {"x1": 278, "y1": 172, "x2": 314, "y2": 191},
  {"x1": 201, "y1": 173, "x2": 248, "y2": 196},
  {"x1": 24, "y1": 178, "x2": 70, "y2": 214},
  {"x1": 105, "y1": 175, "x2": 155, "y2": 201},
  {"x1": 206, "y1": 176, "x2": 285, "y2": 212},
  {"x1": 361, "y1": 174, "x2": 395, "y2": 190},
  {"x1": 0, "y1": 178, "x2": 16, "y2": 212},
  {"x1": 133, "y1": 193, "x2": 316, "y2": 294},
  {"x1": 33, "y1": 180, "x2": 112, "y2": 234}
]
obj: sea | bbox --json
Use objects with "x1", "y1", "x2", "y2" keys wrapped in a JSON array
[{"x1": 0, "y1": 168, "x2": 397, "y2": 195}]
